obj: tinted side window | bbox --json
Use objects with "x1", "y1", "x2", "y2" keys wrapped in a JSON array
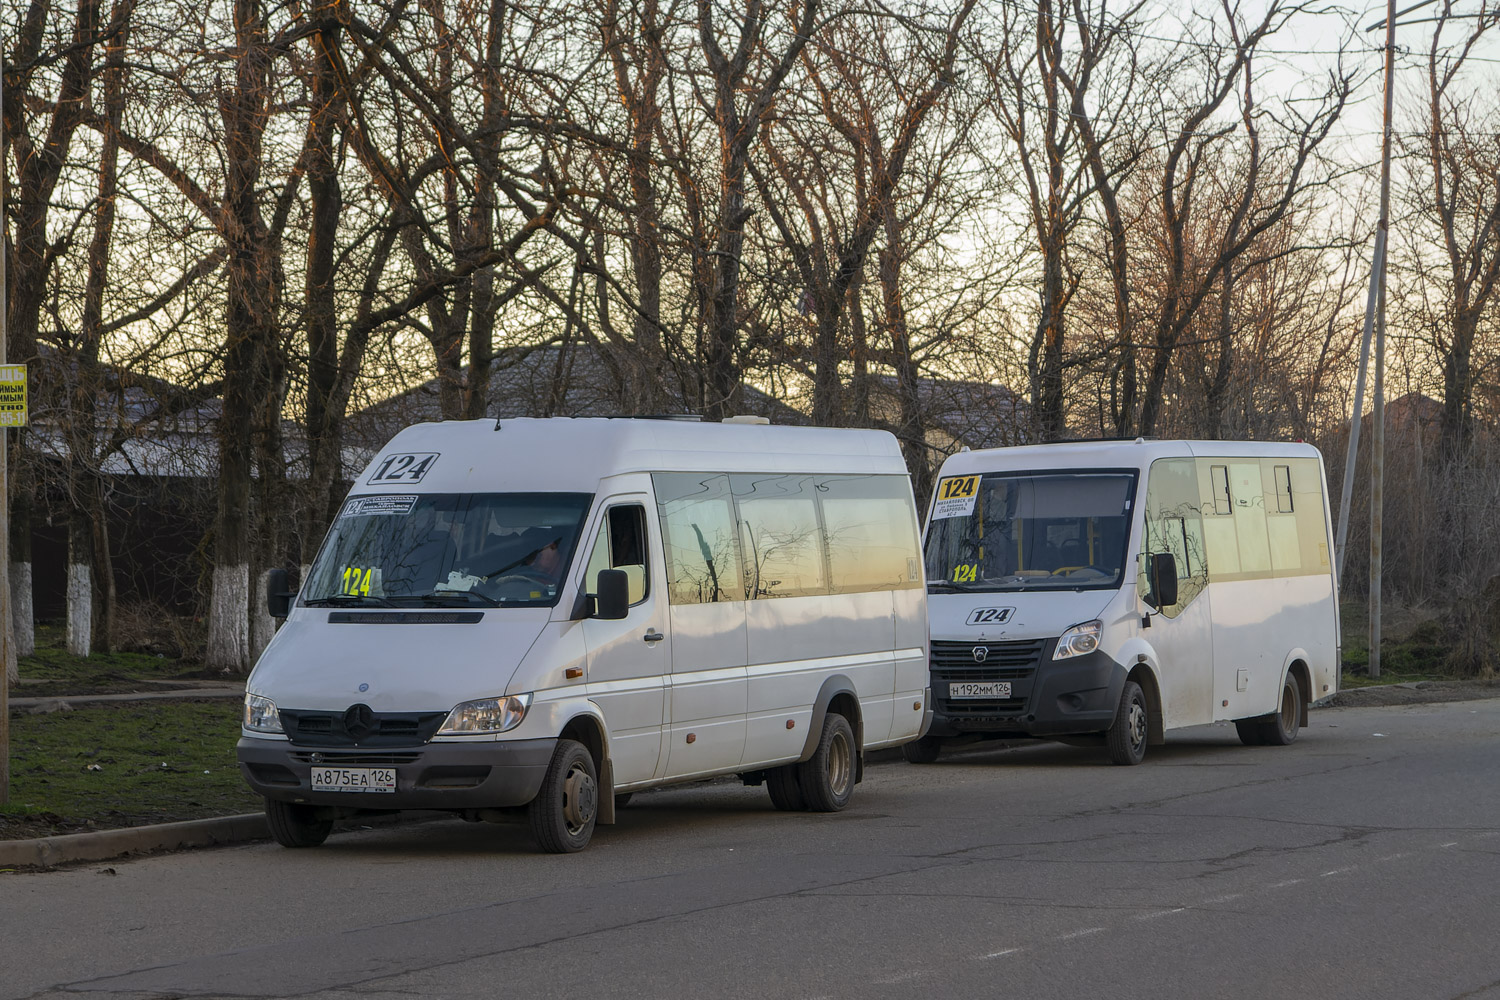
[
  {"x1": 654, "y1": 473, "x2": 745, "y2": 605},
  {"x1": 732, "y1": 474, "x2": 828, "y2": 599},
  {"x1": 819, "y1": 475, "x2": 922, "y2": 593}
]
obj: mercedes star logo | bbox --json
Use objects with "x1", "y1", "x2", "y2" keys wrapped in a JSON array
[
  {"x1": 343, "y1": 703, "x2": 376, "y2": 741},
  {"x1": 973, "y1": 646, "x2": 989, "y2": 663}
]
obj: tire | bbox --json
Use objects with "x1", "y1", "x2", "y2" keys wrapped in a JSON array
[
  {"x1": 796, "y1": 713, "x2": 858, "y2": 812},
  {"x1": 613, "y1": 792, "x2": 633, "y2": 810},
  {"x1": 901, "y1": 734, "x2": 942, "y2": 764},
  {"x1": 1106, "y1": 680, "x2": 1149, "y2": 766},
  {"x1": 1235, "y1": 719, "x2": 1266, "y2": 746},
  {"x1": 766, "y1": 764, "x2": 807, "y2": 811},
  {"x1": 1258, "y1": 672, "x2": 1302, "y2": 746},
  {"x1": 265, "y1": 798, "x2": 333, "y2": 848},
  {"x1": 528, "y1": 739, "x2": 599, "y2": 853}
]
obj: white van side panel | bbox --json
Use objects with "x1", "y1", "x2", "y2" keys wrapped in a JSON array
[
  {"x1": 1211, "y1": 575, "x2": 1337, "y2": 720},
  {"x1": 665, "y1": 604, "x2": 749, "y2": 777},
  {"x1": 743, "y1": 591, "x2": 896, "y2": 765},
  {"x1": 888, "y1": 587, "x2": 929, "y2": 744}
]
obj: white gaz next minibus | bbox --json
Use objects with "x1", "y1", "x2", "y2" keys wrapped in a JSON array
[
  {"x1": 238, "y1": 417, "x2": 929, "y2": 852},
  {"x1": 912, "y1": 439, "x2": 1339, "y2": 765}
]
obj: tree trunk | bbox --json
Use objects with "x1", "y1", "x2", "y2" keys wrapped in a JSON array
[
  {"x1": 66, "y1": 513, "x2": 93, "y2": 657},
  {"x1": 9, "y1": 489, "x2": 35, "y2": 661},
  {"x1": 207, "y1": 0, "x2": 275, "y2": 673}
]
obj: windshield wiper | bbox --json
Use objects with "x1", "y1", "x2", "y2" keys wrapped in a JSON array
[
  {"x1": 304, "y1": 594, "x2": 396, "y2": 607},
  {"x1": 927, "y1": 580, "x2": 985, "y2": 593},
  {"x1": 406, "y1": 591, "x2": 503, "y2": 608}
]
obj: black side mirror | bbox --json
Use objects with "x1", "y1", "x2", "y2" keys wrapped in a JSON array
[
  {"x1": 594, "y1": 568, "x2": 630, "y2": 620},
  {"x1": 267, "y1": 568, "x2": 293, "y2": 619},
  {"x1": 1148, "y1": 552, "x2": 1178, "y2": 608}
]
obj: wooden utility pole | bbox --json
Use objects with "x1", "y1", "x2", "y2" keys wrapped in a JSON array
[{"x1": 2, "y1": 53, "x2": 11, "y2": 803}]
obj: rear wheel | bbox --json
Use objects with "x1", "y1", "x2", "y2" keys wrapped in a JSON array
[
  {"x1": 528, "y1": 739, "x2": 598, "y2": 853},
  {"x1": 265, "y1": 799, "x2": 333, "y2": 848},
  {"x1": 1106, "y1": 681, "x2": 1149, "y2": 766},
  {"x1": 1258, "y1": 672, "x2": 1302, "y2": 746},
  {"x1": 797, "y1": 713, "x2": 858, "y2": 812},
  {"x1": 901, "y1": 734, "x2": 942, "y2": 764},
  {"x1": 1235, "y1": 719, "x2": 1266, "y2": 746},
  {"x1": 766, "y1": 765, "x2": 806, "y2": 811}
]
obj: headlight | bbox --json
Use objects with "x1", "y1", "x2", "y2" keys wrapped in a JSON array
[
  {"x1": 1054, "y1": 620, "x2": 1102, "y2": 660},
  {"x1": 244, "y1": 693, "x2": 283, "y2": 734},
  {"x1": 437, "y1": 694, "x2": 533, "y2": 735}
]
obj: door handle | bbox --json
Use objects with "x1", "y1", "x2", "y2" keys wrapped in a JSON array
[{"x1": 643, "y1": 630, "x2": 665, "y2": 643}]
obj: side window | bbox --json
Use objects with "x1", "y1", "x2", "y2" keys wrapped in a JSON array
[
  {"x1": 654, "y1": 473, "x2": 745, "y2": 605},
  {"x1": 819, "y1": 475, "x2": 923, "y2": 594},
  {"x1": 732, "y1": 474, "x2": 829, "y2": 599},
  {"x1": 1210, "y1": 465, "x2": 1232, "y2": 515},
  {"x1": 1138, "y1": 458, "x2": 1207, "y2": 617},
  {"x1": 584, "y1": 504, "x2": 649, "y2": 605}
]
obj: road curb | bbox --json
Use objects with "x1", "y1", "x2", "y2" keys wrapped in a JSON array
[{"x1": 0, "y1": 813, "x2": 269, "y2": 870}]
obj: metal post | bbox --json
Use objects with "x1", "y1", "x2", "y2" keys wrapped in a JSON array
[
  {"x1": 1, "y1": 55, "x2": 11, "y2": 802},
  {"x1": 1367, "y1": 0, "x2": 1399, "y2": 681}
]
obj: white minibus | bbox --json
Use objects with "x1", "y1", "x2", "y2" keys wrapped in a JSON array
[
  {"x1": 912, "y1": 439, "x2": 1339, "y2": 765},
  {"x1": 238, "y1": 417, "x2": 929, "y2": 851}
]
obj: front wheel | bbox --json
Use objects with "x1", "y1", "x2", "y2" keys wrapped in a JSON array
[
  {"x1": 1106, "y1": 680, "x2": 1149, "y2": 766},
  {"x1": 528, "y1": 739, "x2": 598, "y2": 853},
  {"x1": 901, "y1": 734, "x2": 942, "y2": 764},
  {"x1": 265, "y1": 799, "x2": 333, "y2": 848},
  {"x1": 797, "y1": 713, "x2": 858, "y2": 812}
]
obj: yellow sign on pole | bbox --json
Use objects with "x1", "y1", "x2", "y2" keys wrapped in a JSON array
[{"x1": 0, "y1": 364, "x2": 26, "y2": 427}]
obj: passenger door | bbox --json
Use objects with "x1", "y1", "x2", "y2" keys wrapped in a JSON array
[
  {"x1": 654, "y1": 473, "x2": 749, "y2": 778},
  {"x1": 581, "y1": 499, "x2": 668, "y2": 786},
  {"x1": 1139, "y1": 458, "x2": 1214, "y2": 729}
]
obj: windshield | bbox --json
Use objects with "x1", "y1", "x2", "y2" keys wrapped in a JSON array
[
  {"x1": 303, "y1": 493, "x2": 591, "y2": 608},
  {"x1": 924, "y1": 471, "x2": 1136, "y2": 592}
]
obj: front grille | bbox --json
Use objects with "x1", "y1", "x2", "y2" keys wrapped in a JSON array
[
  {"x1": 289, "y1": 751, "x2": 423, "y2": 766},
  {"x1": 931, "y1": 638, "x2": 1046, "y2": 671},
  {"x1": 931, "y1": 638, "x2": 1048, "y2": 720},
  {"x1": 279, "y1": 709, "x2": 449, "y2": 747}
]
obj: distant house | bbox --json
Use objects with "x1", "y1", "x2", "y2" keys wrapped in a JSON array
[
  {"x1": 346, "y1": 345, "x2": 806, "y2": 462},
  {"x1": 863, "y1": 374, "x2": 1030, "y2": 464}
]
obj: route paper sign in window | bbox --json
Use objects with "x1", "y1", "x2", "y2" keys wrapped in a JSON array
[
  {"x1": 931, "y1": 474, "x2": 980, "y2": 519},
  {"x1": 0, "y1": 364, "x2": 27, "y2": 427}
]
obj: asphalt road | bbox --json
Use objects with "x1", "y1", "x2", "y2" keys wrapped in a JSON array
[{"x1": 5, "y1": 697, "x2": 1498, "y2": 1000}]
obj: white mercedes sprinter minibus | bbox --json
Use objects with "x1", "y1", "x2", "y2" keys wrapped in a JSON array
[
  {"x1": 238, "y1": 417, "x2": 929, "y2": 852},
  {"x1": 912, "y1": 439, "x2": 1339, "y2": 765}
]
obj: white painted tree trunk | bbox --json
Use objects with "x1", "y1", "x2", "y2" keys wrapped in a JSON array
[
  {"x1": 250, "y1": 567, "x2": 277, "y2": 664},
  {"x1": 207, "y1": 563, "x2": 250, "y2": 673},
  {"x1": 66, "y1": 562, "x2": 92, "y2": 656},
  {"x1": 9, "y1": 560, "x2": 33, "y2": 659}
]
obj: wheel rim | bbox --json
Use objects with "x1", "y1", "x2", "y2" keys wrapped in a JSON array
[
  {"x1": 562, "y1": 762, "x2": 597, "y2": 836},
  {"x1": 1279, "y1": 681, "x2": 1297, "y2": 735},
  {"x1": 1128, "y1": 697, "x2": 1147, "y2": 751},
  {"x1": 827, "y1": 730, "x2": 853, "y2": 797}
]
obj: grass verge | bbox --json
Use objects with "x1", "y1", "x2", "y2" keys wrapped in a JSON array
[{"x1": 1, "y1": 699, "x2": 259, "y2": 841}]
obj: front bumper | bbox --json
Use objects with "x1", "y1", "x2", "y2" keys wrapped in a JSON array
[
  {"x1": 927, "y1": 640, "x2": 1126, "y2": 740},
  {"x1": 237, "y1": 736, "x2": 557, "y2": 810}
]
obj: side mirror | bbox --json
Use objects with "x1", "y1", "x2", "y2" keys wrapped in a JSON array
[
  {"x1": 1148, "y1": 552, "x2": 1178, "y2": 608},
  {"x1": 267, "y1": 568, "x2": 293, "y2": 619},
  {"x1": 594, "y1": 568, "x2": 630, "y2": 621}
]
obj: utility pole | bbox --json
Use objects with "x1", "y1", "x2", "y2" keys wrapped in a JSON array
[
  {"x1": 1, "y1": 54, "x2": 11, "y2": 802},
  {"x1": 1339, "y1": 0, "x2": 1431, "y2": 679}
]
